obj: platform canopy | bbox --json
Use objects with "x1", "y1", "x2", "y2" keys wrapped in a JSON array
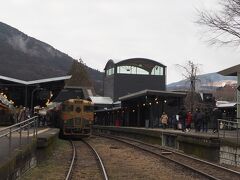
[
  {"x1": 88, "y1": 96, "x2": 113, "y2": 105},
  {"x1": 0, "y1": 75, "x2": 71, "y2": 107},
  {"x1": 119, "y1": 89, "x2": 186, "y2": 101},
  {"x1": 218, "y1": 64, "x2": 240, "y2": 76}
]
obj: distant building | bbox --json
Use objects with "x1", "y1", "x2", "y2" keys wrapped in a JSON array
[
  {"x1": 53, "y1": 86, "x2": 94, "y2": 102},
  {"x1": 87, "y1": 96, "x2": 113, "y2": 110},
  {"x1": 53, "y1": 60, "x2": 95, "y2": 102},
  {"x1": 218, "y1": 64, "x2": 240, "y2": 121},
  {"x1": 216, "y1": 101, "x2": 237, "y2": 119},
  {"x1": 103, "y1": 58, "x2": 166, "y2": 101}
]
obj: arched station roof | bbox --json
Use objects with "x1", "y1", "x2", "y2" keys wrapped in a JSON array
[{"x1": 104, "y1": 58, "x2": 166, "y2": 73}]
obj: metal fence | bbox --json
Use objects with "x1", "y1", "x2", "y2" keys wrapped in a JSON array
[
  {"x1": 0, "y1": 116, "x2": 38, "y2": 156},
  {"x1": 218, "y1": 119, "x2": 240, "y2": 166},
  {"x1": 218, "y1": 119, "x2": 239, "y2": 141}
]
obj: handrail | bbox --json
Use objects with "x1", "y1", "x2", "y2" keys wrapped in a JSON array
[
  {"x1": 218, "y1": 119, "x2": 238, "y2": 124},
  {"x1": 0, "y1": 116, "x2": 38, "y2": 156},
  {"x1": 0, "y1": 116, "x2": 38, "y2": 133},
  {"x1": 0, "y1": 120, "x2": 37, "y2": 138}
]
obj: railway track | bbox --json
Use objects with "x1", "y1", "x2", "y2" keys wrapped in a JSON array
[
  {"x1": 65, "y1": 140, "x2": 108, "y2": 180},
  {"x1": 99, "y1": 134, "x2": 240, "y2": 180}
]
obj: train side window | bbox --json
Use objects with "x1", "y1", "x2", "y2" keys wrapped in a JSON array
[
  {"x1": 0, "y1": 109, "x2": 4, "y2": 115},
  {"x1": 84, "y1": 106, "x2": 94, "y2": 112},
  {"x1": 62, "y1": 105, "x2": 73, "y2": 112},
  {"x1": 62, "y1": 105, "x2": 66, "y2": 111},
  {"x1": 75, "y1": 107, "x2": 81, "y2": 113},
  {"x1": 68, "y1": 105, "x2": 74, "y2": 112}
]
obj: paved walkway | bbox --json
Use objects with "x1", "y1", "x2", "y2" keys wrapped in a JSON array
[
  {"x1": 125, "y1": 127, "x2": 240, "y2": 144},
  {"x1": 129, "y1": 127, "x2": 238, "y2": 137}
]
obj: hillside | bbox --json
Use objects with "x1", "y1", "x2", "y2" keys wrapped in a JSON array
[
  {"x1": 167, "y1": 72, "x2": 237, "y2": 91},
  {"x1": 0, "y1": 22, "x2": 103, "y2": 94}
]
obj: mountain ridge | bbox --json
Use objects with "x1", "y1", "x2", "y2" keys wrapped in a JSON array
[
  {"x1": 0, "y1": 21, "x2": 103, "y2": 94},
  {"x1": 167, "y1": 72, "x2": 237, "y2": 91}
]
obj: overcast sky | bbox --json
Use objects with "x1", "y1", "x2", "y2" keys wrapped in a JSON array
[{"x1": 0, "y1": 0, "x2": 239, "y2": 84}]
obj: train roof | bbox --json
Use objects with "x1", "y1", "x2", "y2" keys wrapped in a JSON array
[{"x1": 65, "y1": 99, "x2": 92, "y2": 104}]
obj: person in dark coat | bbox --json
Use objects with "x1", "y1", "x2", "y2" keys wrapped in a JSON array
[
  {"x1": 212, "y1": 108, "x2": 221, "y2": 133},
  {"x1": 202, "y1": 109, "x2": 210, "y2": 132},
  {"x1": 172, "y1": 115, "x2": 178, "y2": 130},
  {"x1": 178, "y1": 107, "x2": 187, "y2": 132},
  {"x1": 193, "y1": 108, "x2": 204, "y2": 132}
]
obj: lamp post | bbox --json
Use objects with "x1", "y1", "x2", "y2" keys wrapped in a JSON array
[{"x1": 31, "y1": 87, "x2": 43, "y2": 116}]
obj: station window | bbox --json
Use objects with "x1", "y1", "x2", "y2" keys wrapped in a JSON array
[
  {"x1": 106, "y1": 67, "x2": 115, "y2": 76},
  {"x1": 117, "y1": 66, "x2": 149, "y2": 75},
  {"x1": 151, "y1": 65, "x2": 164, "y2": 76}
]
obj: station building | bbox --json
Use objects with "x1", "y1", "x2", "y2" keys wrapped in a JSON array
[
  {"x1": 104, "y1": 58, "x2": 166, "y2": 101},
  {"x1": 95, "y1": 58, "x2": 186, "y2": 128}
]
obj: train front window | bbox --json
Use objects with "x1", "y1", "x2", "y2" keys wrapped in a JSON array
[
  {"x1": 75, "y1": 106, "x2": 81, "y2": 113},
  {"x1": 84, "y1": 106, "x2": 94, "y2": 112}
]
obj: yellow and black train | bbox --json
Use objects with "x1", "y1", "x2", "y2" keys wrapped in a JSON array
[{"x1": 59, "y1": 99, "x2": 94, "y2": 138}]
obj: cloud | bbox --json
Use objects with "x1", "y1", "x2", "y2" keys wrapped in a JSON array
[{"x1": 0, "y1": 0, "x2": 239, "y2": 84}]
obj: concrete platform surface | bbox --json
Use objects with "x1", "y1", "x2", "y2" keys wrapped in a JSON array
[
  {"x1": 94, "y1": 126, "x2": 240, "y2": 146},
  {"x1": 0, "y1": 127, "x2": 59, "y2": 165},
  {"x1": 37, "y1": 128, "x2": 59, "y2": 148}
]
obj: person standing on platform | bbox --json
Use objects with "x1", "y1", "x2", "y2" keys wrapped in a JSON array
[
  {"x1": 186, "y1": 111, "x2": 192, "y2": 132},
  {"x1": 203, "y1": 109, "x2": 210, "y2": 132},
  {"x1": 17, "y1": 107, "x2": 26, "y2": 123},
  {"x1": 212, "y1": 108, "x2": 221, "y2": 133},
  {"x1": 178, "y1": 107, "x2": 187, "y2": 132},
  {"x1": 160, "y1": 112, "x2": 168, "y2": 129},
  {"x1": 172, "y1": 115, "x2": 178, "y2": 130},
  {"x1": 193, "y1": 108, "x2": 203, "y2": 132}
]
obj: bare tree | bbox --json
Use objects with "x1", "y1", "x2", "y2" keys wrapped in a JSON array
[
  {"x1": 197, "y1": 0, "x2": 240, "y2": 46},
  {"x1": 176, "y1": 61, "x2": 201, "y2": 112}
]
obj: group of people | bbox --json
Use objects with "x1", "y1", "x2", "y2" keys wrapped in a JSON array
[
  {"x1": 13, "y1": 106, "x2": 48, "y2": 127},
  {"x1": 15, "y1": 107, "x2": 31, "y2": 123},
  {"x1": 159, "y1": 107, "x2": 222, "y2": 133}
]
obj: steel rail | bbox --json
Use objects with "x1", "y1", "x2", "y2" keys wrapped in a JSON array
[
  {"x1": 82, "y1": 139, "x2": 109, "y2": 180},
  {"x1": 108, "y1": 135, "x2": 240, "y2": 176},
  {"x1": 99, "y1": 134, "x2": 229, "y2": 180},
  {"x1": 65, "y1": 140, "x2": 76, "y2": 180}
]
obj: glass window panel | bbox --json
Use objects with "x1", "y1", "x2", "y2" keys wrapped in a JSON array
[
  {"x1": 106, "y1": 68, "x2": 114, "y2": 76},
  {"x1": 151, "y1": 66, "x2": 164, "y2": 75},
  {"x1": 131, "y1": 66, "x2": 137, "y2": 74},
  {"x1": 117, "y1": 66, "x2": 148, "y2": 75},
  {"x1": 136, "y1": 67, "x2": 148, "y2": 75}
]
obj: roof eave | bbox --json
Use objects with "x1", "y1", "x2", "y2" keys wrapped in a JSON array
[
  {"x1": 119, "y1": 89, "x2": 186, "y2": 101},
  {"x1": 218, "y1": 64, "x2": 240, "y2": 76},
  {"x1": 0, "y1": 75, "x2": 71, "y2": 85}
]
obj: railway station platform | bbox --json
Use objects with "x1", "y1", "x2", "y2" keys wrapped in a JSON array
[
  {"x1": 93, "y1": 125, "x2": 240, "y2": 167},
  {"x1": 0, "y1": 127, "x2": 59, "y2": 179}
]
